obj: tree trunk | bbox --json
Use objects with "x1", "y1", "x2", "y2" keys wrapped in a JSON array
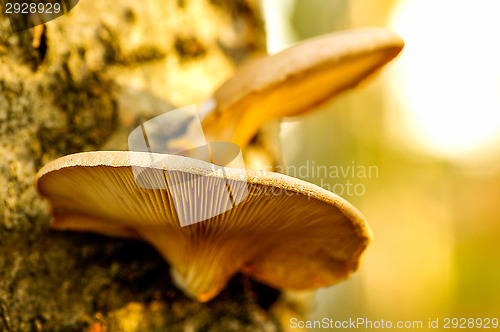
[{"x1": 0, "y1": 1, "x2": 285, "y2": 330}]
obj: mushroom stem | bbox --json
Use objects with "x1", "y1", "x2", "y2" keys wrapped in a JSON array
[{"x1": 137, "y1": 227, "x2": 253, "y2": 302}]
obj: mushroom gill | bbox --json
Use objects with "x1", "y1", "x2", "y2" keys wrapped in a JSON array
[{"x1": 35, "y1": 151, "x2": 371, "y2": 302}]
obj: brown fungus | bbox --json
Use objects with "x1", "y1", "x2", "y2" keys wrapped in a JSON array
[
  {"x1": 34, "y1": 28, "x2": 404, "y2": 302},
  {"x1": 35, "y1": 151, "x2": 371, "y2": 302},
  {"x1": 201, "y1": 28, "x2": 404, "y2": 146}
]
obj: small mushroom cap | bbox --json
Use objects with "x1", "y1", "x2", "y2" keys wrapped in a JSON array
[
  {"x1": 35, "y1": 151, "x2": 371, "y2": 302},
  {"x1": 202, "y1": 28, "x2": 404, "y2": 146}
]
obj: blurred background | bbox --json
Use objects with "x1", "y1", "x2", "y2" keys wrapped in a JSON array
[{"x1": 261, "y1": 0, "x2": 500, "y2": 329}]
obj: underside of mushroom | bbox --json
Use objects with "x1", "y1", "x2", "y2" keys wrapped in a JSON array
[{"x1": 35, "y1": 151, "x2": 371, "y2": 302}]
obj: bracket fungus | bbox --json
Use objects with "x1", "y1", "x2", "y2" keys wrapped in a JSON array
[
  {"x1": 201, "y1": 28, "x2": 404, "y2": 146},
  {"x1": 35, "y1": 151, "x2": 371, "y2": 302},
  {"x1": 35, "y1": 28, "x2": 403, "y2": 302}
]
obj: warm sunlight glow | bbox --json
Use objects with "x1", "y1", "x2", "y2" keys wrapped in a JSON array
[
  {"x1": 389, "y1": 0, "x2": 500, "y2": 158},
  {"x1": 261, "y1": 0, "x2": 297, "y2": 53}
]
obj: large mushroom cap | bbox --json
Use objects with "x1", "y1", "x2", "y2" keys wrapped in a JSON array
[
  {"x1": 202, "y1": 28, "x2": 404, "y2": 146},
  {"x1": 35, "y1": 151, "x2": 371, "y2": 302}
]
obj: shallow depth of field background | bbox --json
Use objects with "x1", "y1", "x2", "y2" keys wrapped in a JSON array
[{"x1": 262, "y1": 0, "x2": 500, "y2": 329}]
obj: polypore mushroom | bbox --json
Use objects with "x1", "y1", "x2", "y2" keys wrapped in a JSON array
[
  {"x1": 201, "y1": 28, "x2": 404, "y2": 146},
  {"x1": 35, "y1": 151, "x2": 371, "y2": 302}
]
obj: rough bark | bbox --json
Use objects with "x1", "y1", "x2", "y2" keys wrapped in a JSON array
[{"x1": 0, "y1": 1, "x2": 285, "y2": 331}]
